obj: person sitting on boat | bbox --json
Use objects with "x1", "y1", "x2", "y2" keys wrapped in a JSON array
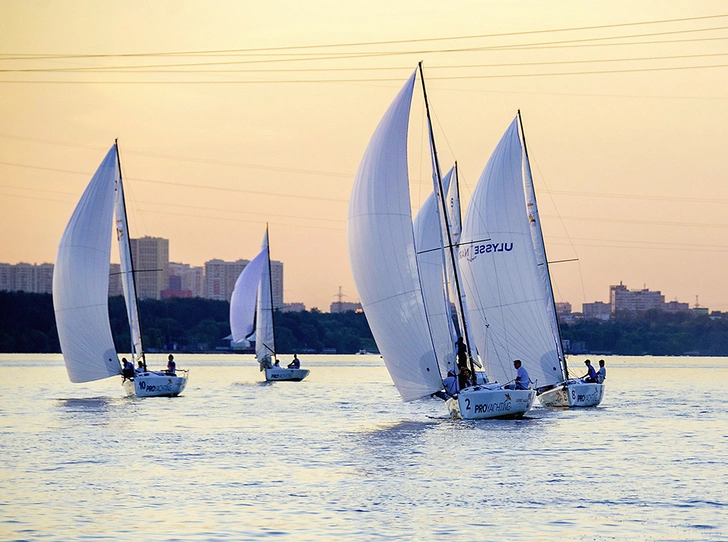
[
  {"x1": 443, "y1": 370, "x2": 459, "y2": 397},
  {"x1": 136, "y1": 360, "x2": 147, "y2": 373},
  {"x1": 121, "y1": 358, "x2": 135, "y2": 380},
  {"x1": 506, "y1": 359, "x2": 530, "y2": 390},
  {"x1": 596, "y1": 359, "x2": 606, "y2": 383},
  {"x1": 166, "y1": 354, "x2": 176, "y2": 376},
  {"x1": 287, "y1": 354, "x2": 300, "y2": 369},
  {"x1": 455, "y1": 337, "x2": 467, "y2": 368},
  {"x1": 457, "y1": 364, "x2": 474, "y2": 390},
  {"x1": 582, "y1": 359, "x2": 598, "y2": 383},
  {"x1": 273, "y1": 359, "x2": 280, "y2": 367},
  {"x1": 432, "y1": 370, "x2": 459, "y2": 401}
]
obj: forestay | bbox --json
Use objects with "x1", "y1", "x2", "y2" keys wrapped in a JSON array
[
  {"x1": 347, "y1": 71, "x2": 443, "y2": 402},
  {"x1": 53, "y1": 145, "x2": 121, "y2": 383},
  {"x1": 459, "y1": 118, "x2": 562, "y2": 388}
]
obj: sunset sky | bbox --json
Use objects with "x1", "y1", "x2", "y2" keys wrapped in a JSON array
[{"x1": 1, "y1": 0, "x2": 727, "y2": 311}]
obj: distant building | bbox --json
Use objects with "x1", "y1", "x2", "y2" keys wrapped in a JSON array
[
  {"x1": 204, "y1": 259, "x2": 249, "y2": 301},
  {"x1": 583, "y1": 301, "x2": 612, "y2": 321},
  {"x1": 169, "y1": 262, "x2": 204, "y2": 298},
  {"x1": 14, "y1": 263, "x2": 34, "y2": 292},
  {"x1": 664, "y1": 300, "x2": 690, "y2": 313},
  {"x1": 330, "y1": 301, "x2": 362, "y2": 313},
  {"x1": 281, "y1": 302, "x2": 306, "y2": 313},
  {"x1": 610, "y1": 282, "x2": 665, "y2": 313},
  {"x1": 130, "y1": 236, "x2": 169, "y2": 300},
  {"x1": 109, "y1": 263, "x2": 122, "y2": 297},
  {"x1": 0, "y1": 262, "x2": 56, "y2": 294},
  {"x1": 555, "y1": 302, "x2": 572, "y2": 316},
  {"x1": 0, "y1": 263, "x2": 12, "y2": 291},
  {"x1": 34, "y1": 263, "x2": 54, "y2": 294},
  {"x1": 203, "y1": 258, "x2": 283, "y2": 306}
]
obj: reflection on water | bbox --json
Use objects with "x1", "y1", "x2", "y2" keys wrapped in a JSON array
[{"x1": 0, "y1": 355, "x2": 726, "y2": 540}]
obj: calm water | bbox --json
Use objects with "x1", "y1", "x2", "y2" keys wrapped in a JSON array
[{"x1": 0, "y1": 354, "x2": 726, "y2": 541}]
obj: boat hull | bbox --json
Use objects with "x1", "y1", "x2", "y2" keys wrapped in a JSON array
[
  {"x1": 538, "y1": 380, "x2": 604, "y2": 408},
  {"x1": 450, "y1": 386, "x2": 535, "y2": 420},
  {"x1": 265, "y1": 367, "x2": 310, "y2": 382},
  {"x1": 123, "y1": 371, "x2": 189, "y2": 397}
]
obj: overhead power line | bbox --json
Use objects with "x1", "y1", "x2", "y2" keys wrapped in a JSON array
[{"x1": 1, "y1": 12, "x2": 726, "y2": 60}]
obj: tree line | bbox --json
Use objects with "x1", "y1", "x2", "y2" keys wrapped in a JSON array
[
  {"x1": 0, "y1": 292, "x2": 376, "y2": 354},
  {"x1": 2, "y1": 291, "x2": 727, "y2": 356}
]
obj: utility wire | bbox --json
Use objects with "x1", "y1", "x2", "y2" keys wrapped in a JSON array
[{"x1": 1, "y1": 12, "x2": 726, "y2": 60}]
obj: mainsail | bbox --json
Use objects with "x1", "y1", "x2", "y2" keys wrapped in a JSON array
[
  {"x1": 53, "y1": 146, "x2": 121, "y2": 383},
  {"x1": 459, "y1": 117, "x2": 563, "y2": 388},
  {"x1": 255, "y1": 229, "x2": 276, "y2": 362},
  {"x1": 114, "y1": 151, "x2": 144, "y2": 362},
  {"x1": 347, "y1": 70, "x2": 443, "y2": 401}
]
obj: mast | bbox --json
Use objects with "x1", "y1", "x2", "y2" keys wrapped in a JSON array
[
  {"x1": 516, "y1": 111, "x2": 568, "y2": 381},
  {"x1": 265, "y1": 223, "x2": 277, "y2": 363},
  {"x1": 417, "y1": 62, "x2": 476, "y2": 376},
  {"x1": 115, "y1": 139, "x2": 146, "y2": 364}
]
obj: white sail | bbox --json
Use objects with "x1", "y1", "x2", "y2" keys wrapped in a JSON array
[
  {"x1": 347, "y1": 71, "x2": 443, "y2": 402},
  {"x1": 522, "y1": 129, "x2": 567, "y2": 381},
  {"x1": 114, "y1": 162, "x2": 143, "y2": 361},
  {"x1": 255, "y1": 229, "x2": 275, "y2": 362},
  {"x1": 229, "y1": 243, "x2": 268, "y2": 344},
  {"x1": 53, "y1": 146, "x2": 120, "y2": 383},
  {"x1": 414, "y1": 167, "x2": 457, "y2": 377},
  {"x1": 459, "y1": 118, "x2": 562, "y2": 388}
]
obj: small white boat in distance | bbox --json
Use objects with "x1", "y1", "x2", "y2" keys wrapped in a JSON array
[
  {"x1": 230, "y1": 227, "x2": 310, "y2": 383},
  {"x1": 538, "y1": 378, "x2": 604, "y2": 408},
  {"x1": 53, "y1": 142, "x2": 188, "y2": 397},
  {"x1": 262, "y1": 365, "x2": 310, "y2": 382},
  {"x1": 123, "y1": 369, "x2": 189, "y2": 397}
]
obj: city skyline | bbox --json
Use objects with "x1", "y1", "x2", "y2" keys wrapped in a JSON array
[{"x1": 1, "y1": 2, "x2": 727, "y2": 312}]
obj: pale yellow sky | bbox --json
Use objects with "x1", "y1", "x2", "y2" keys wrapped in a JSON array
[{"x1": 1, "y1": 0, "x2": 727, "y2": 311}]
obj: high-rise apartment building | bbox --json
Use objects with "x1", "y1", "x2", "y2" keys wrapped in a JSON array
[
  {"x1": 204, "y1": 258, "x2": 283, "y2": 306},
  {"x1": 130, "y1": 236, "x2": 169, "y2": 300},
  {"x1": 205, "y1": 259, "x2": 249, "y2": 301},
  {"x1": 168, "y1": 262, "x2": 204, "y2": 298},
  {"x1": 610, "y1": 282, "x2": 665, "y2": 313},
  {"x1": 109, "y1": 263, "x2": 123, "y2": 297},
  {"x1": 0, "y1": 262, "x2": 54, "y2": 294}
]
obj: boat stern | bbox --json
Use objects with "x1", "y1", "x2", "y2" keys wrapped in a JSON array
[{"x1": 457, "y1": 385, "x2": 535, "y2": 420}]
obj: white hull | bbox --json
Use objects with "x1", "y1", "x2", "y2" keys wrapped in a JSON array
[
  {"x1": 448, "y1": 385, "x2": 535, "y2": 420},
  {"x1": 538, "y1": 380, "x2": 604, "y2": 408},
  {"x1": 122, "y1": 371, "x2": 189, "y2": 397},
  {"x1": 265, "y1": 367, "x2": 310, "y2": 382}
]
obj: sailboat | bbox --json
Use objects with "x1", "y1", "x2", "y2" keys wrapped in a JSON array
[
  {"x1": 458, "y1": 113, "x2": 604, "y2": 408},
  {"x1": 348, "y1": 64, "x2": 535, "y2": 419},
  {"x1": 53, "y1": 142, "x2": 189, "y2": 397},
  {"x1": 230, "y1": 227, "x2": 310, "y2": 382}
]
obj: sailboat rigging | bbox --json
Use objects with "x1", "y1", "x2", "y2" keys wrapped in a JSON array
[
  {"x1": 230, "y1": 226, "x2": 310, "y2": 382},
  {"x1": 459, "y1": 113, "x2": 604, "y2": 408},
  {"x1": 53, "y1": 142, "x2": 189, "y2": 397},
  {"x1": 348, "y1": 64, "x2": 535, "y2": 419}
]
